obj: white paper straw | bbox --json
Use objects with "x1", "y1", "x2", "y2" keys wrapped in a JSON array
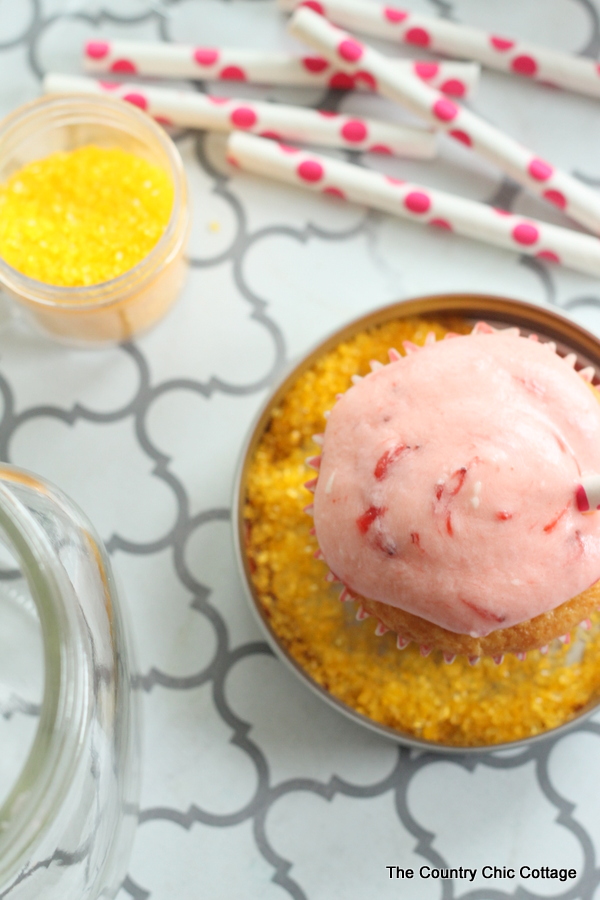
[
  {"x1": 44, "y1": 73, "x2": 436, "y2": 159},
  {"x1": 82, "y1": 38, "x2": 479, "y2": 97},
  {"x1": 577, "y1": 475, "x2": 600, "y2": 511},
  {"x1": 280, "y1": 0, "x2": 600, "y2": 101},
  {"x1": 289, "y1": 7, "x2": 600, "y2": 237},
  {"x1": 227, "y1": 131, "x2": 600, "y2": 279}
]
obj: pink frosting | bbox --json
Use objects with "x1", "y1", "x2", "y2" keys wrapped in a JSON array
[{"x1": 313, "y1": 330, "x2": 600, "y2": 636}]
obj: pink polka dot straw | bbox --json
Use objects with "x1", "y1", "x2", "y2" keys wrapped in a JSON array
[
  {"x1": 44, "y1": 73, "x2": 436, "y2": 160},
  {"x1": 83, "y1": 38, "x2": 479, "y2": 98},
  {"x1": 280, "y1": 0, "x2": 600, "y2": 101},
  {"x1": 226, "y1": 131, "x2": 600, "y2": 279},
  {"x1": 289, "y1": 7, "x2": 600, "y2": 238},
  {"x1": 576, "y1": 476, "x2": 600, "y2": 512}
]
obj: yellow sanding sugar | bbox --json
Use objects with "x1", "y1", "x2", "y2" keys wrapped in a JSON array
[
  {"x1": 244, "y1": 315, "x2": 600, "y2": 747},
  {"x1": 0, "y1": 145, "x2": 174, "y2": 287}
]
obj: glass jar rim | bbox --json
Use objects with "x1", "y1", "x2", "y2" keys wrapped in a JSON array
[
  {"x1": 0, "y1": 465, "x2": 90, "y2": 885},
  {"x1": 0, "y1": 93, "x2": 187, "y2": 311}
]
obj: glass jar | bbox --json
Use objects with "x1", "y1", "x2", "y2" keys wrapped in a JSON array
[
  {"x1": 0, "y1": 94, "x2": 190, "y2": 346},
  {"x1": 0, "y1": 464, "x2": 139, "y2": 899}
]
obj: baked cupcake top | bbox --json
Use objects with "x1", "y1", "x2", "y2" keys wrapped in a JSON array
[{"x1": 313, "y1": 327, "x2": 600, "y2": 637}]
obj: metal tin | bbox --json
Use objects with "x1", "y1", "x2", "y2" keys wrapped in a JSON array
[{"x1": 233, "y1": 294, "x2": 600, "y2": 753}]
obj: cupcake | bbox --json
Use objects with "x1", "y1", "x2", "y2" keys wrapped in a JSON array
[{"x1": 310, "y1": 323, "x2": 600, "y2": 662}]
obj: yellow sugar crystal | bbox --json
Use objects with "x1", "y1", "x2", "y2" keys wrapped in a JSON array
[
  {"x1": 0, "y1": 145, "x2": 174, "y2": 287},
  {"x1": 244, "y1": 316, "x2": 600, "y2": 747}
]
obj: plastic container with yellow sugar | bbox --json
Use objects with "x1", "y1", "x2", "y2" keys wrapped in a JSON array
[
  {"x1": 234, "y1": 295, "x2": 600, "y2": 751},
  {"x1": 0, "y1": 95, "x2": 189, "y2": 345},
  {"x1": 0, "y1": 145, "x2": 174, "y2": 287}
]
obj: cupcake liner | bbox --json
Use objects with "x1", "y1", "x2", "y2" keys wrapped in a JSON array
[{"x1": 335, "y1": 584, "x2": 597, "y2": 664}]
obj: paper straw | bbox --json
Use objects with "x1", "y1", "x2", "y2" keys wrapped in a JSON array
[
  {"x1": 280, "y1": 0, "x2": 600, "y2": 101},
  {"x1": 83, "y1": 38, "x2": 480, "y2": 98},
  {"x1": 577, "y1": 476, "x2": 600, "y2": 511},
  {"x1": 44, "y1": 73, "x2": 436, "y2": 159},
  {"x1": 226, "y1": 131, "x2": 600, "y2": 279},
  {"x1": 289, "y1": 7, "x2": 600, "y2": 237}
]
